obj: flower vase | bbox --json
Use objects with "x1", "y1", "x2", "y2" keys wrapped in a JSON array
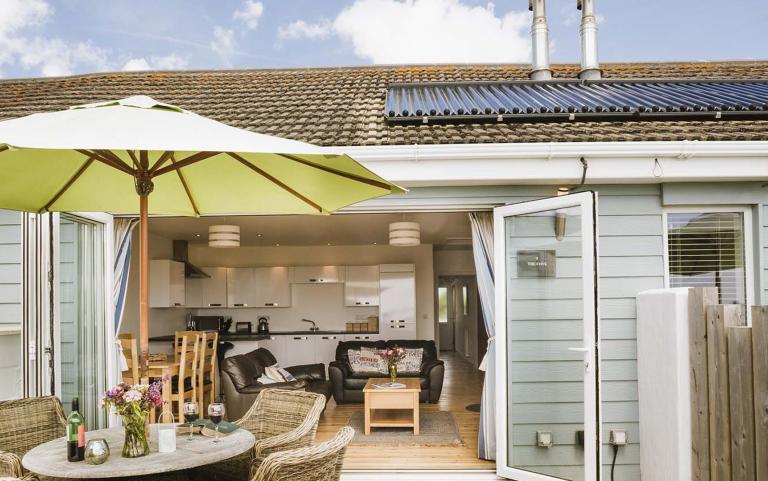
[
  {"x1": 122, "y1": 411, "x2": 149, "y2": 458},
  {"x1": 388, "y1": 363, "x2": 398, "y2": 383}
]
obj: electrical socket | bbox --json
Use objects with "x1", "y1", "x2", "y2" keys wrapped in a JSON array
[
  {"x1": 609, "y1": 429, "x2": 628, "y2": 446},
  {"x1": 536, "y1": 431, "x2": 553, "y2": 448}
]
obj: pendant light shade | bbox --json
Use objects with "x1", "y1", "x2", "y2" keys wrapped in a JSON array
[
  {"x1": 389, "y1": 221, "x2": 420, "y2": 246},
  {"x1": 208, "y1": 224, "x2": 240, "y2": 248}
]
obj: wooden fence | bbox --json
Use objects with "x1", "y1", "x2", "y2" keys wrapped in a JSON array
[{"x1": 688, "y1": 287, "x2": 768, "y2": 481}]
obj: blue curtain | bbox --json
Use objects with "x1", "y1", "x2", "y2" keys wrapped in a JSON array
[
  {"x1": 113, "y1": 218, "x2": 137, "y2": 335},
  {"x1": 469, "y1": 212, "x2": 496, "y2": 461}
]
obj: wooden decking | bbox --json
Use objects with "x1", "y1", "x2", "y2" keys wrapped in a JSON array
[{"x1": 316, "y1": 351, "x2": 495, "y2": 470}]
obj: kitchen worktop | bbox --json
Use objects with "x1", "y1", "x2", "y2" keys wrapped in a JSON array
[{"x1": 148, "y1": 330, "x2": 380, "y2": 343}]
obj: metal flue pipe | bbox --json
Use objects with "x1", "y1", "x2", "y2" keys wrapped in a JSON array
[
  {"x1": 529, "y1": 0, "x2": 552, "y2": 81},
  {"x1": 577, "y1": 0, "x2": 601, "y2": 80}
]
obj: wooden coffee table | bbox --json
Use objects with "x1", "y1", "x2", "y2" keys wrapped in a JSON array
[{"x1": 363, "y1": 377, "x2": 421, "y2": 435}]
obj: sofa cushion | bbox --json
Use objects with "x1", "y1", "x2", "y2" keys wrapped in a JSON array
[
  {"x1": 396, "y1": 348, "x2": 423, "y2": 373},
  {"x1": 348, "y1": 347, "x2": 387, "y2": 373},
  {"x1": 335, "y1": 340, "x2": 387, "y2": 364},
  {"x1": 386, "y1": 340, "x2": 437, "y2": 364},
  {"x1": 221, "y1": 353, "x2": 265, "y2": 391}
]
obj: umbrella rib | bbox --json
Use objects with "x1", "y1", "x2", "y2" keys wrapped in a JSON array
[
  {"x1": 139, "y1": 150, "x2": 149, "y2": 170},
  {"x1": 149, "y1": 151, "x2": 174, "y2": 174},
  {"x1": 126, "y1": 150, "x2": 141, "y2": 170},
  {"x1": 76, "y1": 149, "x2": 135, "y2": 175},
  {"x1": 227, "y1": 152, "x2": 323, "y2": 213},
  {"x1": 170, "y1": 155, "x2": 200, "y2": 216},
  {"x1": 276, "y1": 153, "x2": 393, "y2": 191},
  {"x1": 41, "y1": 155, "x2": 95, "y2": 212},
  {"x1": 153, "y1": 151, "x2": 220, "y2": 177},
  {"x1": 95, "y1": 149, "x2": 133, "y2": 171}
]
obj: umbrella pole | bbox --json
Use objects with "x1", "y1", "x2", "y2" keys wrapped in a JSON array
[{"x1": 139, "y1": 193, "x2": 150, "y2": 370}]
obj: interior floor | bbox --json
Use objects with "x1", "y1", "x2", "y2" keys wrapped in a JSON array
[{"x1": 316, "y1": 351, "x2": 495, "y2": 470}]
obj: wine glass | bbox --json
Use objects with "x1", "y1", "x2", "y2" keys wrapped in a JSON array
[
  {"x1": 182, "y1": 402, "x2": 199, "y2": 441},
  {"x1": 208, "y1": 403, "x2": 225, "y2": 443}
]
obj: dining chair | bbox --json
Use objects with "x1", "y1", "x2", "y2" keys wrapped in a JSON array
[
  {"x1": 197, "y1": 331, "x2": 218, "y2": 412},
  {"x1": 117, "y1": 333, "x2": 140, "y2": 385},
  {"x1": 0, "y1": 396, "x2": 67, "y2": 481},
  {"x1": 194, "y1": 389, "x2": 326, "y2": 481},
  {"x1": 170, "y1": 331, "x2": 202, "y2": 417},
  {"x1": 174, "y1": 330, "x2": 202, "y2": 362},
  {"x1": 249, "y1": 426, "x2": 354, "y2": 481}
]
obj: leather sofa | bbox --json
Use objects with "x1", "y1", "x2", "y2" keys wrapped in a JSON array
[
  {"x1": 328, "y1": 340, "x2": 444, "y2": 404},
  {"x1": 220, "y1": 348, "x2": 332, "y2": 420}
]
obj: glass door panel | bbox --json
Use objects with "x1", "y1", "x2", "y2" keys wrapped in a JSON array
[
  {"x1": 58, "y1": 215, "x2": 107, "y2": 428},
  {"x1": 495, "y1": 192, "x2": 600, "y2": 481}
]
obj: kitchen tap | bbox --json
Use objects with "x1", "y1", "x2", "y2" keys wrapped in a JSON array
[{"x1": 301, "y1": 318, "x2": 320, "y2": 332}]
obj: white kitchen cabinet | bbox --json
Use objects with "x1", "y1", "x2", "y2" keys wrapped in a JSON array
[
  {"x1": 379, "y1": 265, "x2": 416, "y2": 340},
  {"x1": 344, "y1": 265, "x2": 380, "y2": 306},
  {"x1": 253, "y1": 267, "x2": 292, "y2": 307},
  {"x1": 226, "y1": 268, "x2": 257, "y2": 307},
  {"x1": 316, "y1": 335, "x2": 343, "y2": 374},
  {"x1": 293, "y1": 266, "x2": 344, "y2": 284},
  {"x1": 150, "y1": 260, "x2": 185, "y2": 307},
  {"x1": 285, "y1": 335, "x2": 317, "y2": 366},
  {"x1": 257, "y1": 335, "x2": 287, "y2": 362},
  {"x1": 186, "y1": 267, "x2": 228, "y2": 308},
  {"x1": 342, "y1": 333, "x2": 385, "y2": 342}
]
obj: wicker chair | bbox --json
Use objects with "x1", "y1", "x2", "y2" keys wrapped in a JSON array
[
  {"x1": 249, "y1": 426, "x2": 354, "y2": 481},
  {"x1": 194, "y1": 389, "x2": 326, "y2": 481},
  {"x1": 0, "y1": 397, "x2": 67, "y2": 481}
]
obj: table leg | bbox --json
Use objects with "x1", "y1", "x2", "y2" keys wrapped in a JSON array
[
  {"x1": 364, "y1": 392, "x2": 371, "y2": 435},
  {"x1": 413, "y1": 392, "x2": 419, "y2": 435}
]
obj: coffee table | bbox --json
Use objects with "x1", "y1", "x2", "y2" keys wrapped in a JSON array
[{"x1": 363, "y1": 377, "x2": 421, "y2": 435}]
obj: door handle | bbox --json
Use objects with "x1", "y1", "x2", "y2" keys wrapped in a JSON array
[{"x1": 568, "y1": 347, "x2": 590, "y2": 371}]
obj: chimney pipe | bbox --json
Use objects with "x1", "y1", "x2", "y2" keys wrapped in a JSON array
[
  {"x1": 529, "y1": 0, "x2": 552, "y2": 81},
  {"x1": 577, "y1": 0, "x2": 601, "y2": 80}
]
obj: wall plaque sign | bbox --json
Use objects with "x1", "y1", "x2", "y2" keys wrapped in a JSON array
[{"x1": 517, "y1": 250, "x2": 556, "y2": 278}]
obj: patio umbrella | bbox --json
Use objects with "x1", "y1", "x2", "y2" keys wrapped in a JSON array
[{"x1": 0, "y1": 95, "x2": 404, "y2": 363}]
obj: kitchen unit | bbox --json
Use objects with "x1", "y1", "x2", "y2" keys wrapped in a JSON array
[
  {"x1": 225, "y1": 267, "x2": 292, "y2": 308},
  {"x1": 185, "y1": 267, "x2": 227, "y2": 308},
  {"x1": 293, "y1": 265, "x2": 344, "y2": 284},
  {"x1": 149, "y1": 260, "x2": 185, "y2": 307},
  {"x1": 344, "y1": 265, "x2": 380, "y2": 306},
  {"x1": 379, "y1": 264, "x2": 417, "y2": 339}
]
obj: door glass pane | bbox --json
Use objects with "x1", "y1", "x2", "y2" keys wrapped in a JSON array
[
  {"x1": 667, "y1": 212, "x2": 746, "y2": 308},
  {"x1": 0, "y1": 210, "x2": 23, "y2": 400},
  {"x1": 505, "y1": 206, "x2": 585, "y2": 481},
  {"x1": 438, "y1": 287, "x2": 448, "y2": 323},
  {"x1": 59, "y1": 216, "x2": 107, "y2": 428}
]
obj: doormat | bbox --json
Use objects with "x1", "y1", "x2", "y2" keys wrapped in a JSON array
[{"x1": 347, "y1": 411, "x2": 464, "y2": 446}]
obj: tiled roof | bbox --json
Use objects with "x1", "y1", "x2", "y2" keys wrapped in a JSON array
[{"x1": 0, "y1": 61, "x2": 767, "y2": 146}]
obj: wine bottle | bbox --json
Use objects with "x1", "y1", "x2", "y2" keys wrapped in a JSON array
[{"x1": 66, "y1": 397, "x2": 85, "y2": 462}]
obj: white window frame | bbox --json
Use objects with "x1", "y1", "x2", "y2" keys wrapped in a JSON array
[{"x1": 662, "y1": 205, "x2": 755, "y2": 323}]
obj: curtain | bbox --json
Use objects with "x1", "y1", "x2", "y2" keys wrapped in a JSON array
[
  {"x1": 469, "y1": 212, "x2": 496, "y2": 461},
  {"x1": 113, "y1": 218, "x2": 137, "y2": 371}
]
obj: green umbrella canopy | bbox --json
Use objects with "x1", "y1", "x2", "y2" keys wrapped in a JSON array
[
  {"x1": 0, "y1": 96, "x2": 404, "y2": 215},
  {"x1": 0, "y1": 95, "x2": 404, "y2": 360}
]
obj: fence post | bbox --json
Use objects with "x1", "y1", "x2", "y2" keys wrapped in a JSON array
[
  {"x1": 727, "y1": 326, "x2": 755, "y2": 481},
  {"x1": 707, "y1": 305, "x2": 746, "y2": 481},
  {"x1": 752, "y1": 306, "x2": 768, "y2": 481},
  {"x1": 690, "y1": 287, "x2": 717, "y2": 481}
]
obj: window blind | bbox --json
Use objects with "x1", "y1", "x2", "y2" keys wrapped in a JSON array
[{"x1": 667, "y1": 212, "x2": 746, "y2": 306}]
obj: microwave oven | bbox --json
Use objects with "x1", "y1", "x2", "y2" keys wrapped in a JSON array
[{"x1": 190, "y1": 315, "x2": 232, "y2": 333}]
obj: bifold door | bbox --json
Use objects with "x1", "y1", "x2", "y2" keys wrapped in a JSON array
[{"x1": 495, "y1": 192, "x2": 601, "y2": 481}]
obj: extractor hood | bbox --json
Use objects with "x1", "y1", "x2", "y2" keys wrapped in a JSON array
[{"x1": 172, "y1": 240, "x2": 210, "y2": 278}]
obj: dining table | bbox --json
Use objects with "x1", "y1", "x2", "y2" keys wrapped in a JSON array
[{"x1": 22, "y1": 423, "x2": 255, "y2": 480}]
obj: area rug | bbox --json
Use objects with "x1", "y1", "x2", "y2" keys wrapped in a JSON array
[{"x1": 347, "y1": 411, "x2": 464, "y2": 446}]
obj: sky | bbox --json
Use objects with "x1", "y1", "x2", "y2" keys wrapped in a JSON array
[{"x1": 0, "y1": 0, "x2": 766, "y2": 79}]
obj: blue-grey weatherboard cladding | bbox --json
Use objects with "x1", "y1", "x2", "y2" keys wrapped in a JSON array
[{"x1": 384, "y1": 80, "x2": 768, "y2": 124}]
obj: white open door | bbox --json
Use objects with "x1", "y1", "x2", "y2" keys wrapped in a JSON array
[{"x1": 495, "y1": 191, "x2": 601, "y2": 481}]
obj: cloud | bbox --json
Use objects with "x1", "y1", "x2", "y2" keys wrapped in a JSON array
[
  {"x1": 234, "y1": 0, "x2": 264, "y2": 29},
  {"x1": 0, "y1": 0, "x2": 111, "y2": 77},
  {"x1": 210, "y1": 26, "x2": 236, "y2": 64},
  {"x1": 122, "y1": 54, "x2": 188, "y2": 72},
  {"x1": 277, "y1": 20, "x2": 332, "y2": 40},
  {"x1": 282, "y1": 0, "x2": 531, "y2": 64}
]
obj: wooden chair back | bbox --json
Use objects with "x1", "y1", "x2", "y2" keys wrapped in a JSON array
[
  {"x1": 117, "y1": 333, "x2": 140, "y2": 385},
  {"x1": 174, "y1": 330, "x2": 202, "y2": 362},
  {"x1": 175, "y1": 331, "x2": 202, "y2": 414},
  {"x1": 198, "y1": 331, "x2": 219, "y2": 410}
]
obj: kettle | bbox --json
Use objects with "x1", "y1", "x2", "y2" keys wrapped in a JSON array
[{"x1": 257, "y1": 316, "x2": 270, "y2": 334}]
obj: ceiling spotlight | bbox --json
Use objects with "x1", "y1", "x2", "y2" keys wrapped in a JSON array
[
  {"x1": 194, "y1": 233, "x2": 201, "y2": 238},
  {"x1": 257, "y1": 233, "x2": 263, "y2": 237},
  {"x1": 557, "y1": 187, "x2": 570, "y2": 196},
  {"x1": 275, "y1": 243, "x2": 280, "y2": 247}
]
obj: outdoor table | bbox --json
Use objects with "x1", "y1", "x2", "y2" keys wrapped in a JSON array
[{"x1": 22, "y1": 423, "x2": 255, "y2": 479}]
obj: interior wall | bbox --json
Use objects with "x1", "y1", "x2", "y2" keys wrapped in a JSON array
[{"x1": 188, "y1": 244, "x2": 435, "y2": 338}]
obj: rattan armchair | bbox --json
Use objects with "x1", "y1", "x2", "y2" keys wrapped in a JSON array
[
  {"x1": 194, "y1": 389, "x2": 326, "y2": 481},
  {"x1": 249, "y1": 426, "x2": 353, "y2": 481},
  {"x1": 0, "y1": 397, "x2": 67, "y2": 481}
]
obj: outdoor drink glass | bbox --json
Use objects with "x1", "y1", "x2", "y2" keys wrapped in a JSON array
[
  {"x1": 208, "y1": 403, "x2": 225, "y2": 443},
  {"x1": 183, "y1": 402, "x2": 199, "y2": 441}
]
